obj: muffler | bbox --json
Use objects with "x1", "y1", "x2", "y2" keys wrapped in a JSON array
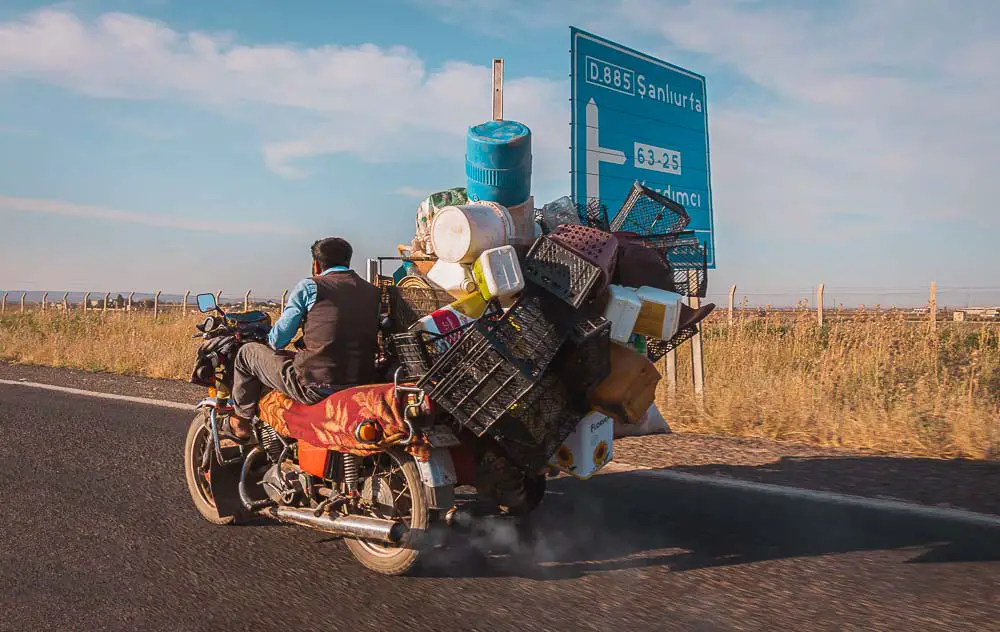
[{"x1": 268, "y1": 506, "x2": 407, "y2": 545}]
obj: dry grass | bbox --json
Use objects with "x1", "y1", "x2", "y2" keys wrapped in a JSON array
[{"x1": 1, "y1": 307, "x2": 998, "y2": 459}]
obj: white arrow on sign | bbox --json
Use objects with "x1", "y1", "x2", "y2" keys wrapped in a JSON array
[{"x1": 585, "y1": 97, "x2": 626, "y2": 207}]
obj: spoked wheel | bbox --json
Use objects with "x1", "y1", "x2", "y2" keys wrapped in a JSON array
[
  {"x1": 343, "y1": 449, "x2": 432, "y2": 576},
  {"x1": 184, "y1": 410, "x2": 233, "y2": 525}
]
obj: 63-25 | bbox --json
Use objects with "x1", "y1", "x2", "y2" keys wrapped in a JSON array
[{"x1": 634, "y1": 143, "x2": 682, "y2": 175}]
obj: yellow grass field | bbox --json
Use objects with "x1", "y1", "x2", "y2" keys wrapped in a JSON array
[{"x1": 1, "y1": 309, "x2": 997, "y2": 459}]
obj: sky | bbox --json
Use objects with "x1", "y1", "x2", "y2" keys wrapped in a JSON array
[{"x1": 0, "y1": 0, "x2": 998, "y2": 307}]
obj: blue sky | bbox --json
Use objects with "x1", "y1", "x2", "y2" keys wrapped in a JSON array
[{"x1": 1, "y1": 0, "x2": 998, "y2": 306}]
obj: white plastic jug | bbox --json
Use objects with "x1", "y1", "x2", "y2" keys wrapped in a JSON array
[
  {"x1": 473, "y1": 245, "x2": 524, "y2": 300},
  {"x1": 602, "y1": 285, "x2": 643, "y2": 344},
  {"x1": 426, "y1": 260, "x2": 478, "y2": 298},
  {"x1": 633, "y1": 286, "x2": 685, "y2": 340},
  {"x1": 549, "y1": 410, "x2": 615, "y2": 480},
  {"x1": 430, "y1": 203, "x2": 514, "y2": 264}
]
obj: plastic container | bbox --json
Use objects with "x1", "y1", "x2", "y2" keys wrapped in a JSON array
[
  {"x1": 539, "y1": 196, "x2": 581, "y2": 232},
  {"x1": 588, "y1": 343, "x2": 662, "y2": 425},
  {"x1": 522, "y1": 236, "x2": 604, "y2": 308},
  {"x1": 548, "y1": 224, "x2": 619, "y2": 287},
  {"x1": 426, "y1": 259, "x2": 478, "y2": 299},
  {"x1": 409, "y1": 292, "x2": 488, "y2": 349},
  {"x1": 549, "y1": 410, "x2": 615, "y2": 479},
  {"x1": 505, "y1": 196, "x2": 536, "y2": 245},
  {"x1": 465, "y1": 120, "x2": 532, "y2": 208},
  {"x1": 633, "y1": 286, "x2": 685, "y2": 340},
  {"x1": 430, "y1": 203, "x2": 514, "y2": 264},
  {"x1": 473, "y1": 245, "x2": 524, "y2": 300},
  {"x1": 602, "y1": 285, "x2": 642, "y2": 344}
]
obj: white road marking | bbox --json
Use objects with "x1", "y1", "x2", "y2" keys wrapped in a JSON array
[
  {"x1": 3, "y1": 377, "x2": 998, "y2": 528},
  {"x1": 0, "y1": 378, "x2": 192, "y2": 411}
]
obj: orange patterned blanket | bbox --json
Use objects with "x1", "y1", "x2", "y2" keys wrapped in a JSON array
[{"x1": 258, "y1": 384, "x2": 430, "y2": 461}]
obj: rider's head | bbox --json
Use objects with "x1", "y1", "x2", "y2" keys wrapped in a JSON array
[{"x1": 311, "y1": 237, "x2": 353, "y2": 275}]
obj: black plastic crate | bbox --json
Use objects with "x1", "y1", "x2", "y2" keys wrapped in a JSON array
[
  {"x1": 646, "y1": 324, "x2": 700, "y2": 361},
  {"x1": 490, "y1": 373, "x2": 584, "y2": 472},
  {"x1": 610, "y1": 182, "x2": 691, "y2": 236},
  {"x1": 664, "y1": 242, "x2": 709, "y2": 298},
  {"x1": 480, "y1": 287, "x2": 576, "y2": 379},
  {"x1": 575, "y1": 198, "x2": 611, "y2": 231},
  {"x1": 554, "y1": 316, "x2": 612, "y2": 407},
  {"x1": 521, "y1": 236, "x2": 604, "y2": 308},
  {"x1": 387, "y1": 330, "x2": 446, "y2": 381},
  {"x1": 387, "y1": 283, "x2": 456, "y2": 331},
  {"x1": 417, "y1": 324, "x2": 548, "y2": 436}
]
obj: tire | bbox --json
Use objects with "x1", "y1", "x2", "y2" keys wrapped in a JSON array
[
  {"x1": 343, "y1": 450, "x2": 437, "y2": 576},
  {"x1": 498, "y1": 472, "x2": 547, "y2": 517},
  {"x1": 183, "y1": 410, "x2": 234, "y2": 525}
]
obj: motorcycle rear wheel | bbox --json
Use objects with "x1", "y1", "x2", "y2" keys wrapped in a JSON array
[{"x1": 343, "y1": 449, "x2": 434, "y2": 576}]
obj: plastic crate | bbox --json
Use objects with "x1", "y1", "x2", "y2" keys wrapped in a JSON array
[
  {"x1": 554, "y1": 316, "x2": 612, "y2": 407},
  {"x1": 521, "y1": 236, "x2": 605, "y2": 308},
  {"x1": 386, "y1": 330, "x2": 446, "y2": 382},
  {"x1": 575, "y1": 198, "x2": 611, "y2": 231},
  {"x1": 548, "y1": 224, "x2": 619, "y2": 285},
  {"x1": 487, "y1": 373, "x2": 584, "y2": 472},
  {"x1": 417, "y1": 323, "x2": 549, "y2": 437},
  {"x1": 646, "y1": 324, "x2": 700, "y2": 361},
  {"x1": 610, "y1": 182, "x2": 691, "y2": 236},
  {"x1": 664, "y1": 242, "x2": 709, "y2": 298},
  {"x1": 387, "y1": 282, "x2": 456, "y2": 331},
  {"x1": 479, "y1": 287, "x2": 575, "y2": 379}
]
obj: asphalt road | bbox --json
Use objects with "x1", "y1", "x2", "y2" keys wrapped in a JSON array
[{"x1": 2, "y1": 384, "x2": 998, "y2": 632}]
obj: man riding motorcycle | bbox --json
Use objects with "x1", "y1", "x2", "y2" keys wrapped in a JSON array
[{"x1": 228, "y1": 237, "x2": 381, "y2": 440}]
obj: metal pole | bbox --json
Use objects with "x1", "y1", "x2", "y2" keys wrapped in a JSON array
[
  {"x1": 40, "y1": 292, "x2": 48, "y2": 311},
  {"x1": 103, "y1": 293, "x2": 110, "y2": 312},
  {"x1": 1, "y1": 292, "x2": 6, "y2": 313},
  {"x1": 127, "y1": 291, "x2": 135, "y2": 312},
  {"x1": 154, "y1": 290, "x2": 162, "y2": 318},
  {"x1": 20, "y1": 292, "x2": 26, "y2": 313},
  {"x1": 62, "y1": 292, "x2": 69, "y2": 311},
  {"x1": 280, "y1": 289, "x2": 289, "y2": 307},
  {"x1": 817, "y1": 282, "x2": 825, "y2": 327},
  {"x1": 245, "y1": 289, "x2": 252, "y2": 313},
  {"x1": 366, "y1": 258, "x2": 378, "y2": 285},
  {"x1": 182, "y1": 290, "x2": 190, "y2": 314},
  {"x1": 216, "y1": 290, "x2": 223, "y2": 307},
  {"x1": 492, "y1": 58, "x2": 504, "y2": 121},
  {"x1": 83, "y1": 292, "x2": 90, "y2": 313},
  {"x1": 688, "y1": 270, "x2": 705, "y2": 407}
]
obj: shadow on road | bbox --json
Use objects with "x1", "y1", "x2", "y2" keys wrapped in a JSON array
[{"x1": 415, "y1": 467, "x2": 1000, "y2": 580}]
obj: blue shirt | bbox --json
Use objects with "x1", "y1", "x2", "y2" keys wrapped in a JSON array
[{"x1": 268, "y1": 266, "x2": 350, "y2": 350}]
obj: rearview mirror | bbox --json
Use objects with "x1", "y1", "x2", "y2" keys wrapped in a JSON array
[{"x1": 196, "y1": 293, "x2": 218, "y2": 313}]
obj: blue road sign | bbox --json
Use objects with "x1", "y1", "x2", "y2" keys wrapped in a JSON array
[{"x1": 570, "y1": 27, "x2": 715, "y2": 268}]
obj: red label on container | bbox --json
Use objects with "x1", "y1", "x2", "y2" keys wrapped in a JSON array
[{"x1": 431, "y1": 309, "x2": 463, "y2": 335}]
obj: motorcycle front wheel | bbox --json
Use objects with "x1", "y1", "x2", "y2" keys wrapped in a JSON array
[
  {"x1": 184, "y1": 410, "x2": 235, "y2": 525},
  {"x1": 343, "y1": 449, "x2": 436, "y2": 576}
]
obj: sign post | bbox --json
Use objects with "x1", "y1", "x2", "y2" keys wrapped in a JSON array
[{"x1": 570, "y1": 28, "x2": 715, "y2": 267}]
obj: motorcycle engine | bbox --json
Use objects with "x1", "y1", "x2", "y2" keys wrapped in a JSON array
[{"x1": 262, "y1": 463, "x2": 305, "y2": 504}]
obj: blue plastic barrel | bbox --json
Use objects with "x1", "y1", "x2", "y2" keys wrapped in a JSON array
[{"x1": 465, "y1": 120, "x2": 532, "y2": 208}]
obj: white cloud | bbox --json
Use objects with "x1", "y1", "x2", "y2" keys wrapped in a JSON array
[
  {"x1": 0, "y1": 195, "x2": 304, "y2": 236},
  {"x1": 0, "y1": 8, "x2": 568, "y2": 183}
]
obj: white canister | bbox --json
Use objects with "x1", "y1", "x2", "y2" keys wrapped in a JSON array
[
  {"x1": 473, "y1": 245, "x2": 525, "y2": 300},
  {"x1": 426, "y1": 259, "x2": 478, "y2": 298},
  {"x1": 430, "y1": 203, "x2": 514, "y2": 264},
  {"x1": 602, "y1": 285, "x2": 643, "y2": 344},
  {"x1": 549, "y1": 410, "x2": 615, "y2": 480},
  {"x1": 633, "y1": 286, "x2": 685, "y2": 340}
]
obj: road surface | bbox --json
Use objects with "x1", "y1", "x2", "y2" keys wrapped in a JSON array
[{"x1": 1, "y1": 384, "x2": 998, "y2": 631}]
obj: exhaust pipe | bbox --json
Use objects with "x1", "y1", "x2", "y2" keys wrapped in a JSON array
[{"x1": 269, "y1": 506, "x2": 407, "y2": 545}]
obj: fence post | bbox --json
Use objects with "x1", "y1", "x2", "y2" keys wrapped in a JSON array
[
  {"x1": 154, "y1": 290, "x2": 162, "y2": 318},
  {"x1": 929, "y1": 281, "x2": 937, "y2": 333},
  {"x1": 182, "y1": 290, "x2": 190, "y2": 314},
  {"x1": 83, "y1": 292, "x2": 90, "y2": 313},
  {"x1": 280, "y1": 289, "x2": 289, "y2": 307},
  {"x1": 216, "y1": 290, "x2": 223, "y2": 308},
  {"x1": 1, "y1": 292, "x2": 6, "y2": 313},
  {"x1": 245, "y1": 289, "x2": 252, "y2": 313},
  {"x1": 817, "y1": 282, "x2": 825, "y2": 327},
  {"x1": 103, "y1": 293, "x2": 110, "y2": 312},
  {"x1": 62, "y1": 292, "x2": 69, "y2": 311},
  {"x1": 688, "y1": 270, "x2": 705, "y2": 407},
  {"x1": 665, "y1": 349, "x2": 677, "y2": 403},
  {"x1": 728, "y1": 284, "x2": 736, "y2": 325},
  {"x1": 20, "y1": 292, "x2": 26, "y2": 313},
  {"x1": 127, "y1": 291, "x2": 135, "y2": 312},
  {"x1": 492, "y1": 58, "x2": 504, "y2": 121},
  {"x1": 40, "y1": 292, "x2": 48, "y2": 311}
]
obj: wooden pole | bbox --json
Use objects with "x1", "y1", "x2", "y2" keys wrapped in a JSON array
[
  {"x1": 817, "y1": 282, "x2": 825, "y2": 327},
  {"x1": 154, "y1": 290, "x2": 162, "y2": 318},
  {"x1": 688, "y1": 270, "x2": 705, "y2": 406},
  {"x1": 492, "y1": 58, "x2": 504, "y2": 121},
  {"x1": 728, "y1": 284, "x2": 736, "y2": 326},
  {"x1": 929, "y1": 281, "x2": 937, "y2": 333},
  {"x1": 244, "y1": 289, "x2": 252, "y2": 313}
]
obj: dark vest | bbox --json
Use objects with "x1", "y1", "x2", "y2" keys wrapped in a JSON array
[{"x1": 293, "y1": 270, "x2": 381, "y2": 389}]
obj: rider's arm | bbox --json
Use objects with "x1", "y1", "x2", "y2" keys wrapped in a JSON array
[{"x1": 268, "y1": 278, "x2": 318, "y2": 350}]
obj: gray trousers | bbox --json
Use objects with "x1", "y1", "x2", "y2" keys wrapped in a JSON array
[{"x1": 232, "y1": 342, "x2": 327, "y2": 419}]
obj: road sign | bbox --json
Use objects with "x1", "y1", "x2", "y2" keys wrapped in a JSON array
[{"x1": 570, "y1": 27, "x2": 715, "y2": 268}]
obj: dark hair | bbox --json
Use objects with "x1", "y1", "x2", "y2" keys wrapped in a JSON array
[{"x1": 311, "y1": 237, "x2": 353, "y2": 270}]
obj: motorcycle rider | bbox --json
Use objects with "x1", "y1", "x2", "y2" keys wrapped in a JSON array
[{"x1": 227, "y1": 237, "x2": 381, "y2": 440}]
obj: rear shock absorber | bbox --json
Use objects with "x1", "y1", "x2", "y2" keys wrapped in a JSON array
[{"x1": 343, "y1": 454, "x2": 361, "y2": 494}]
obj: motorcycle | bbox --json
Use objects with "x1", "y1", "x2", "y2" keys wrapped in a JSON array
[{"x1": 183, "y1": 292, "x2": 546, "y2": 576}]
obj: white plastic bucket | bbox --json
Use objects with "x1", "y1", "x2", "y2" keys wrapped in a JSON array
[{"x1": 430, "y1": 203, "x2": 513, "y2": 264}]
